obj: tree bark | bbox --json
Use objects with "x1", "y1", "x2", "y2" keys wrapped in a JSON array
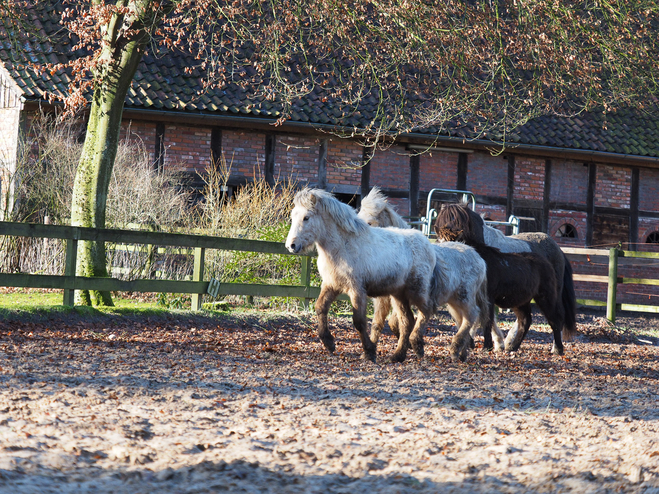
[{"x1": 70, "y1": 2, "x2": 156, "y2": 306}]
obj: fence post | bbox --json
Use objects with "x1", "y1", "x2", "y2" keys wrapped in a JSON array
[
  {"x1": 606, "y1": 247, "x2": 619, "y2": 323},
  {"x1": 191, "y1": 247, "x2": 205, "y2": 311},
  {"x1": 300, "y1": 256, "x2": 312, "y2": 310},
  {"x1": 62, "y1": 228, "x2": 79, "y2": 306}
]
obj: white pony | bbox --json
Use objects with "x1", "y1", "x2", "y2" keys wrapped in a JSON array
[
  {"x1": 358, "y1": 187, "x2": 492, "y2": 361},
  {"x1": 285, "y1": 188, "x2": 440, "y2": 362},
  {"x1": 482, "y1": 223, "x2": 533, "y2": 252}
]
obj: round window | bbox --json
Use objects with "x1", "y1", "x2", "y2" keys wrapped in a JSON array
[{"x1": 556, "y1": 223, "x2": 577, "y2": 239}]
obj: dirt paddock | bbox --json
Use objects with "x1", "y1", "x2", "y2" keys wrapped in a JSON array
[{"x1": 0, "y1": 307, "x2": 658, "y2": 493}]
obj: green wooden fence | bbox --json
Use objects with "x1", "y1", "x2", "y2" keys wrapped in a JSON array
[
  {"x1": 0, "y1": 221, "x2": 319, "y2": 310},
  {"x1": 563, "y1": 247, "x2": 659, "y2": 323},
  {"x1": 3, "y1": 221, "x2": 659, "y2": 321}
]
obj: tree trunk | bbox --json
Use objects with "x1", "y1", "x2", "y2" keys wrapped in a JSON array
[{"x1": 70, "y1": 14, "x2": 150, "y2": 306}]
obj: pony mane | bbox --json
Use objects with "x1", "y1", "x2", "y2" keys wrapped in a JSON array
[
  {"x1": 434, "y1": 202, "x2": 486, "y2": 244},
  {"x1": 294, "y1": 188, "x2": 368, "y2": 235},
  {"x1": 359, "y1": 187, "x2": 409, "y2": 228}
]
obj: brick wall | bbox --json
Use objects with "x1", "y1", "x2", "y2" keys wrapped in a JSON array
[
  {"x1": 162, "y1": 125, "x2": 212, "y2": 174},
  {"x1": 467, "y1": 152, "x2": 508, "y2": 198},
  {"x1": 370, "y1": 144, "x2": 410, "y2": 213},
  {"x1": 549, "y1": 210, "x2": 588, "y2": 247},
  {"x1": 370, "y1": 145, "x2": 409, "y2": 190},
  {"x1": 275, "y1": 135, "x2": 319, "y2": 184},
  {"x1": 420, "y1": 151, "x2": 458, "y2": 191},
  {"x1": 327, "y1": 139, "x2": 362, "y2": 190},
  {"x1": 639, "y1": 167, "x2": 659, "y2": 212},
  {"x1": 120, "y1": 120, "x2": 157, "y2": 165},
  {"x1": 514, "y1": 157, "x2": 545, "y2": 200},
  {"x1": 639, "y1": 217, "x2": 659, "y2": 245},
  {"x1": 222, "y1": 130, "x2": 265, "y2": 181},
  {"x1": 477, "y1": 205, "x2": 508, "y2": 234},
  {"x1": 595, "y1": 165, "x2": 631, "y2": 209},
  {"x1": 550, "y1": 160, "x2": 588, "y2": 205}
]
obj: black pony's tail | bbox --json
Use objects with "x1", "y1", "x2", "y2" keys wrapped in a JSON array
[
  {"x1": 561, "y1": 253, "x2": 578, "y2": 341},
  {"x1": 428, "y1": 253, "x2": 445, "y2": 314}
]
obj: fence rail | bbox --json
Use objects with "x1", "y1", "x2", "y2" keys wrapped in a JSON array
[
  {"x1": 0, "y1": 221, "x2": 318, "y2": 310},
  {"x1": 3, "y1": 221, "x2": 659, "y2": 321},
  {"x1": 563, "y1": 246, "x2": 659, "y2": 322}
]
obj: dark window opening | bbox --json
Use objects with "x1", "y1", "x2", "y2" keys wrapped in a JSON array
[
  {"x1": 333, "y1": 192, "x2": 360, "y2": 207},
  {"x1": 646, "y1": 232, "x2": 659, "y2": 243},
  {"x1": 557, "y1": 223, "x2": 578, "y2": 239}
]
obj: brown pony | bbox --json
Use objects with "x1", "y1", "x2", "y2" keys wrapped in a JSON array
[{"x1": 435, "y1": 203, "x2": 573, "y2": 357}]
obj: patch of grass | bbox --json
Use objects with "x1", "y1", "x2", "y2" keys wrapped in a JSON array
[
  {"x1": 0, "y1": 289, "x2": 185, "y2": 322},
  {"x1": 0, "y1": 288, "x2": 319, "y2": 326},
  {"x1": 0, "y1": 290, "x2": 62, "y2": 308}
]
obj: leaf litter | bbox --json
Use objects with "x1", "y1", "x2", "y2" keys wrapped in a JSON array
[{"x1": 0, "y1": 308, "x2": 657, "y2": 493}]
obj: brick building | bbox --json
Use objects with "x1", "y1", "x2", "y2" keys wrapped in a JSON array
[{"x1": 2, "y1": 2, "x2": 659, "y2": 305}]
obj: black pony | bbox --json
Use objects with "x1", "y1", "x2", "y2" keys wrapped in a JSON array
[{"x1": 435, "y1": 203, "x2": 576, "y2": 358}]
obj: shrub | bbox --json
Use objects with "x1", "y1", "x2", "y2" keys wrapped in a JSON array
[
  {"x1": 188, "y1": 158, "x2": 319, "y2": 308},
  {"x1": 0, "y1": 114, "x2": 190, "y2": 276}
]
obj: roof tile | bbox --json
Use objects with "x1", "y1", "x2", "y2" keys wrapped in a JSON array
[{"x1": 2, "y1": 1, "x2": 659, "y2": 159}]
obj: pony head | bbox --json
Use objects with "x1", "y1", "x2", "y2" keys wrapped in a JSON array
[
  {"x1": 286, "y1": 188, "x2": 367, "y2": 253},
  {"x1": 358, "y1": 187, "x2": 409, "y2": 228},
  {"x1": 434, "y1": 202, "x2": 486, "y2": 244}
]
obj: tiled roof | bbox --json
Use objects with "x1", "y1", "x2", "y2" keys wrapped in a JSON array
[{"x1": 3, "y1": 0, "x2": 659, "y2": 160}]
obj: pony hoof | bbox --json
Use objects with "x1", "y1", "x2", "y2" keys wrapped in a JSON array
[
  {"x1": 321, "y1": 338, "x2": 336, "y2": 354},
  {"x1": 458, "y1": 347, "x2": 470, "y2": 362},
  {"x1": 411, "y1": 341, "x2": 424, "y2": 358},
  {"x1": 388, "y1": 353, "x2": 406, "y2": 363},
  {"x1": 361, "y1": 352, "x2": 377, "y2": 363},
  {"x1": 552, "y1": 346, "x2": 564, "y2": 356}
]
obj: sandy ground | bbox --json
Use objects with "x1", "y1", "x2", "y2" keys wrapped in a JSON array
[{"x1": 0, "y1": 307, "x2": 658, "y2": 493}]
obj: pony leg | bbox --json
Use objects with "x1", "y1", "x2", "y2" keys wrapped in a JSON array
[
  {"x1": 409, "y1": 308, "x2": 429, "y2": 358},
  {"x1": 491, "y1": 318, "x2": 505, "y2": 352},
  {"x1": 387, "y1": 310, "x2": 401, "y2": 339},
  {"x1": 450, "y1": 304, "x2": 494, "y2": 362},
  {"x1": 536, "y1": 297, "x2": 566, "y2": 355},
  {"x1": 370, "y1": 296, "x2": 392, "y2": 345},
  {"x1": 315, "y1": 285, "x2": 339, "y2": 354},
  {"x1": 448, "y1": 304, "x2": 473, "y2": 349},
  {"x1": 504, "y1": 305, "x2": 532, "y2": 352},
  {"x1": 450, "y1": 316, "x2": 475, "y2": 362},
  {"x1": 453, "y1": 302, "x2": 493, "y2": 362},
  {"x1": 388, "y1": 298, "x2": 415, "y2": 363},
  {"x1": 350, "y1": 291, "x2": 377, "y2": 362},
  {"x1": 482, "y1": 311, "x2": 494, "y2": 350}
]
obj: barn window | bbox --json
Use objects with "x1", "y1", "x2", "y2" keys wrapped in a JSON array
[
  {"x1": 646, "y1": 232, "x2": 659, "y2": 243},
  {"x1": 556, "y1": 223, "x2": 578, "y2": 239}
]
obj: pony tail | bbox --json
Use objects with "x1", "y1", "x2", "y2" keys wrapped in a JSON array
[
  {"x1": 561, "y1": 254, "x2": 578, "y2": 341},
  {"x1": 428, "y1": 257, "x2": 444, "y2": 314},
  {"x1": 476, "y1": 275, "x2": 490, "y2": 330}
]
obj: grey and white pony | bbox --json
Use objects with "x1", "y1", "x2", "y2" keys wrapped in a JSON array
[
  {"x1": 358, "y1": 187, "x2": 491, "y2": 362},
  {"x1": 285, "y1": 188, "x2": 441, "y2": 363}
]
